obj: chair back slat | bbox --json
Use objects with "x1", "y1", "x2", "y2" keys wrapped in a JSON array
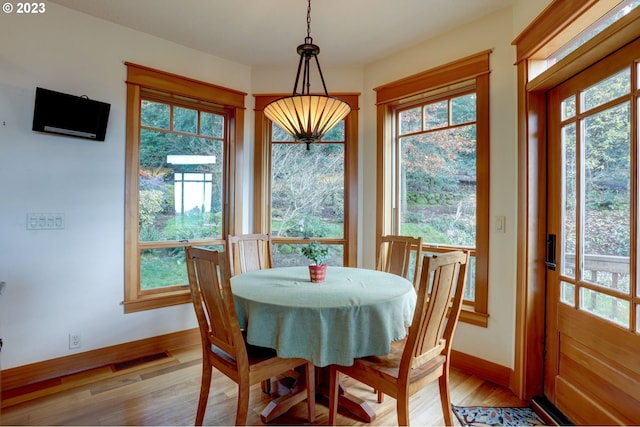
[
  {"x1": 377, "y1": 235, "x2": 423, "y2": 287},
  {"x1": 402, "y1": 251, "x2": 468, "y2": 373},
  {"x1": 227, "y1": 233, "x2": 273, "y2": 276},
  {"x1": 186, "y1": 247, "x2": 245, "y2": 362}
]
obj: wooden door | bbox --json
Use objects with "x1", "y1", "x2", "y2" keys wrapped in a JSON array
[{"x1": 545, "y1": 38, "x2": 640, "y2": 425}]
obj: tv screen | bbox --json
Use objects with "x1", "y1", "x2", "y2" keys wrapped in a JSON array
[{"x1": 32, "y1": 87, "x2": 110, "y2": 141}]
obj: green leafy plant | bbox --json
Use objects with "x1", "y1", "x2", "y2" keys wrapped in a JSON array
[{"x1": 300, "y1": 241, "x2": 329, "y2": 266}]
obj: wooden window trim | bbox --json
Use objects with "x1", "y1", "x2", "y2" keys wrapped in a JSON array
[
  {"x1": 124, "y1": 62, "x2": 246, "y2": 313},
  {"x1": 375, "y1": 51, "x2": 491, "y2": 327},
  {"x1": 512, "y1": 0, "x2": 640, "y2": 400},
  {"x1": 253, "y1": 94, "x2": 359, "y2": 266}
]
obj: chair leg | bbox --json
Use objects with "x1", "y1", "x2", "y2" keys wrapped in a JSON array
[
  {"x1": 396, "y1": 388, "x2": 411, "y2": 426},
  {"x1": 235, "y1": 379, "x2": 250, "y2": 426},
  {"x1": 377, "y1": 389, "x2": 384, "y2": 403},
  {"x1": 195, "y1": 363, "x2": 212, "y2": 426},
  {"x1": 328, "y1": 366, "x2": 340, "y2": 425},
  {"x1": 261, "y1": 379, "x2": 271, "y2": 394},
  {"x1": 439, "y1": 370, "x2": 454, "y2": 426},
  {"x1": 305, "y1": 363, "x2": 316, "y2": 422}
]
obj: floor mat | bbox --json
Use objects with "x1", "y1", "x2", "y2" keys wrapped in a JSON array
[{"x1": 452, "y1": 405, "x2": 546, "y2": 426}]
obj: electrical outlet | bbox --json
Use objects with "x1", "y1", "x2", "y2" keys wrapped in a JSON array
[{"x1": 69, "y1": 333, "x2": 81, "y2": 349}]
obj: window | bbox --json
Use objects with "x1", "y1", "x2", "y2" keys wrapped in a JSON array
[
  {"x1": 124, "y1": 63, "x2": 245, "y2": 312},
  {"x1": 547, "y1": 0, "x2": 639, "y2": 67},
  {"x1": 375, "y1": 51, "x2": 490, "y2": 326},
  {"x1": 253, "y1": 94, "x2": 359, "y2": 266},
  {"x1": 524, "y1": 0, "x2": 640, "y2": 80}
]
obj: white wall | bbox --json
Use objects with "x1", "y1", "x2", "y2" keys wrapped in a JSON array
[
  {"x1": 0, "y1": 3, "x2": 252, "y2": 369},
  {"x1": 0, "y1": 1, "x2": 551, "y2": 372}
]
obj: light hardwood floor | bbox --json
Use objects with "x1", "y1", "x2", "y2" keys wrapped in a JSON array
[{"x1": 1, "y1": 344, "x2": 528, "y2": 426}]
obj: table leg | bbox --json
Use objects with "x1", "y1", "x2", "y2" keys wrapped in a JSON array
[
  {"x1": 315, "y1": 366, "x2": 377, "y2": 423},
  {"x1": 259, "y1": 369, "x2": 308, "y2": 423},
  {"x1": 258, "y1": 366, "x2": 377, "y2": 424}
]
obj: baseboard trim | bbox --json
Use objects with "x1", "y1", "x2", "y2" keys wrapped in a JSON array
[
  {"x1": 450, "y1": 349, "x2": 512, "y2": 389},
  {"x1": 1, "y1": 328, "x2": 200, "y2": 393},
  {"x1": 2, "y1": 330, "x2": 511, "y2": 395}
]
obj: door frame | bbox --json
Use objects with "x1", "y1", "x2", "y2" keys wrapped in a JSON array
[{"x1": 512, "y1": 1, "x2": 640, "y2": 400}]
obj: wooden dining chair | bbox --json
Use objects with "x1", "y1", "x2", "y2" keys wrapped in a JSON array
[
  {"x1": 185, "y1": 246, "x2": 315, "y2": 426},
  {"x1": 227, "y1": 233, "x2": 273, "y2": 277},
  {"x1": 377, "y1": 235, "x2": 423, "y2": 288},
  {"x1": 227, "y1": 233, "x2": 275, "y2": 394},
  {"x1": 373, "y1": 235, "x2": 424, "y2": 403},
  {"x1": 329, "y1": 250, "x2": 469, "y2": 426}
]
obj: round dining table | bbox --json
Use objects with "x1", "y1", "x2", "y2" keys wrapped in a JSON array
[
  {"x1": 230, "y1": 265, "x2": 417, "y2": 423},
  {"x1": 231, "y1": 266, "x2": 417, "y2": 367}
]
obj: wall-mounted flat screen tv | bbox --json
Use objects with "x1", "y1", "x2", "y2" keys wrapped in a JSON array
[{"x1": 32, "y1": 87, "x2": 110, "y2": 141}]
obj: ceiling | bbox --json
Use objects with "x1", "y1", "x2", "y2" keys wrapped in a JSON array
[{"x1": 49, "y1": 0, "x2": 515, "y2": 67}]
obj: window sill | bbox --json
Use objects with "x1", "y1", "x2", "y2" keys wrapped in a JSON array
[
  {"x1": 124, "y1": 290, "x2": 191, "y2": 313},
  {"x1": 460, "y1": 309, "x2": 489, "y2": 327}
]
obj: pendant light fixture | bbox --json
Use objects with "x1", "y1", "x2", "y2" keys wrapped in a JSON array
[{"x1": 263, "y1": 0, "x2": 351, "y2": 150}]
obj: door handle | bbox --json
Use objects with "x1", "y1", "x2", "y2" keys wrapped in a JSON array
[{"x1": 545, "y1": 234, "x2": 556, "y2": 271}]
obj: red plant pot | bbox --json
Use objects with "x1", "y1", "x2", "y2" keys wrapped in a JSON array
[{"x1": 308, "y1": 265, "x2": 327, "y2": 283}]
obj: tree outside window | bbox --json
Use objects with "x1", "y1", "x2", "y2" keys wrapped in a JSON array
[
  {"x1": 375, "y1": 51, "x2": 490, "y2": 326},
  {"x1": 253, "y1": 94, "x2": 359, "y2": 268},
  {"x1": 397, "y1": 92, "x2": 478, "y2": 300}
]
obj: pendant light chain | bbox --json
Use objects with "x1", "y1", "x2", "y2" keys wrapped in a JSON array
[
  {"x1": 306, "y1": 0, "x2": 312, "y2": 42},
  {"x1": 262, "y1": 0, "x2": 351, "y2": 148},
  {"x1": 304, "y1": 0, "x2": 312, "y2": 95}
]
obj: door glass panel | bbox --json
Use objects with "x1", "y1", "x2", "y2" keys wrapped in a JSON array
[
  {"x1": 581, "y1": 68, "x2": 630, "y2": 112},
  {"x1": 581, "y1": 102, "x2": 630, "y2": 289},
  {"x1": 560, "y1": 281, "x2": 575, "y2": 306},
  {"x1": 562, "y1": 123, "x2": 577, "y2": 277},
  {"x1": 579, "y1": 287, "x2": 629, "y2": 327}
]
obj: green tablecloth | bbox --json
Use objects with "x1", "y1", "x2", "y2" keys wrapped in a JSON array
[{"x1": 230, "y1": 266, "x2": 417, "y2": 367}]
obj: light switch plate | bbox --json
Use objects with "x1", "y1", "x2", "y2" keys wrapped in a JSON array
[{"x1": 27, "y1": 213, "x2": 65, "y2": 230}]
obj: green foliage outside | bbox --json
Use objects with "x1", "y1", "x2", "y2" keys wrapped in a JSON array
[
  {"x1": 138, "y1": 100, "x2": 225, "y2": 289},
  {"x1": 137, "y1": 68, "x2": 635, "y2": 322},
  {"x1": 140, "y1": 247, "x2": 187, "y2": 289},
  {"x1": 269, "y1": 122, "x2": 347, "y2": 266},
  {"x1": 398, "y1": 94, "x2": 477, "y2": 248},
  {"x1": 559, "y1": 68, "x2": 633, "y2": 325}
]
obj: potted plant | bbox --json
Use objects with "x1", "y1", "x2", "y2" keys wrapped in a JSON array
[{"x1": 300, "y1": 241, "x2": 329, "y2": 283}]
